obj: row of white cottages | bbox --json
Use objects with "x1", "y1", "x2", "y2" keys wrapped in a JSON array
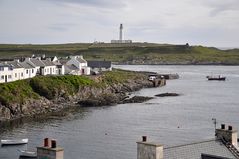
[{"x1": 0, "y1": 56, "x2": 93, "y2": 83}]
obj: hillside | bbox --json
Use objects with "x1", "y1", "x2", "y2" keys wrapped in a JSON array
[
  {"x1": 0, "y1": 69, "x2": 155, "y2": 122},
  {"x1": 0, "y1": 43, "x2": 239, "y2": 65}
]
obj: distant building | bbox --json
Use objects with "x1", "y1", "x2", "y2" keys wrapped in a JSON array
[
  {"x1": 111, "y1": 24, "x2": 132, "y2": 44},
  {"x1": 88, "y1": 61, "x2": 112, "y2": 74},
  {"x1": 137, "y1": 124, "x2": 239, "y2": 159}
]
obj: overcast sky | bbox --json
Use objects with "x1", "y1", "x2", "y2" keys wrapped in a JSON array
[{"x1": 0, "y1": 0, "x2": 239, "y2": 47}]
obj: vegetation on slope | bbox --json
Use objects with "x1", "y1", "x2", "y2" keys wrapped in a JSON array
[
  {"x1": 0, "y1": 69, "x2": 145, "y2": 106},
  {"x1": 0, "y1": 43, "x2": 239, "y2": 64}
]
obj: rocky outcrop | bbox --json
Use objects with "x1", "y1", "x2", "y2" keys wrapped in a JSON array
[
  {"x1": 155, "y1": 93, "x2": 180, "y2": 97},
  {"x1": 121, "y1": 96, "x2": 153, "y2": 104},
  {"x1": 0, "y1": 73, "x2": 165, "y2": 123}
]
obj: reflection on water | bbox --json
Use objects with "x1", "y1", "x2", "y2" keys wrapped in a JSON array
[{"x1": 1, "y1": 65, "x2": 239, "y2": 159}]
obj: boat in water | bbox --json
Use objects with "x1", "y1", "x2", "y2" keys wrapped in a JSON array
[
  {"x1": 1, "y1": 138, "x2": 28, "y2": 145},
  {"x1": 206, "y1": 75, "x2": 226, "y2": 81},
  {"x1": 18, "y1": 149, "x2": 37, "y2": 158}
]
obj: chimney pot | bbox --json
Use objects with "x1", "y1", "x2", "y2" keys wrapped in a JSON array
[
  {"x1": 228, "y1": 125, "x2": 233, "y2": 131},
  {"x1": 142, "y1": 136, "x2": 147, "y2": 142},
  {"x1": 44, "y1": 138, "x2": 49, "y2": 147},
  {"x1": 51, "y1": 139, "x2": 57, "y2": 148},
  {"x1": 221, "y1": 124, "x2": 225, "y2": 129}
]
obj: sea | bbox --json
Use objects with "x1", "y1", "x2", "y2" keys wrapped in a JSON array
[{"x1": 1, "y1": 65, "x2": 239, "y2": 159}]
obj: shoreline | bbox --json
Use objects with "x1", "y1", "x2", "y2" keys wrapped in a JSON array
[{"x1": 0, "y1": 70, "x2": 167, "y2": 126}]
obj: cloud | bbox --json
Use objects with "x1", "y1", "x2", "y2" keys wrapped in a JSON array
[
  {"x1": 43, "y1": 0, "x2": 126, "y2": 9},
  {"x1": 199, "y1": 0, "x2": 239, "y2": 16}
]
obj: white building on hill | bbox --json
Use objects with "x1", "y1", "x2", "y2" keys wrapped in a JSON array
[{"x1": 65, "y1": 56, "x2": 90, "y2": 75}]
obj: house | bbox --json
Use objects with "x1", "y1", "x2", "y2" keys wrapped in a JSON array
[
  {"x1": 87, "y1": 61, "x2": 112, "y2": 74},
  {"x1": 137, "y1": 124, "x2": 239, "y2": 159},
  {"x1": 20, "y1": 60, "x2": 37, "y2": 79},
  {"x1": 0, "y1": 63, "x2": 14, "y2": 83},
  {"x1": 65, "y1": 56, "x2": 90, "y2": 75},
  {"x1": 24, "y1": 58, "x2": 57, "y2": 76},
  {"x1": 7, "y1": 60, "x2": 25, "y2": 81},
  {"x1": 53, "y1": 60, "x2": 65, "y2": 75}
]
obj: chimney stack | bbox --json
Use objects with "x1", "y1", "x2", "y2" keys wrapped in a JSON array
[
  {"x1": 37, "y1": 138, "x2": 64, "y2": 159},
  {"x1": 215, "y1": 124, "x2": 238, "y2": 147},
  {"x1": 137, "y1": 136, "x2": 163, "y2": 159}
]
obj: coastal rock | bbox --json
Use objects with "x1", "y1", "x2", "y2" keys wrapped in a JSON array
[
  {"x1": 155, "y1": 93, "x2": 180, "y2": 97},
  {"x1": 0, "y1": 105, "x2": 11, "y2": 121},
  {"x1": 122, "y1": 96, "x2": 154, "y2": 104},
  {"x1": 78, "y1": 93, "x2": 119, "y2": 107}
]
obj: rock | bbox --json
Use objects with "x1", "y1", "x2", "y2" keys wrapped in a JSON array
[
  {"x1": 78, "y1": 93, "x2": 119, "y2": 107},
  {"x1": 155, "y1": 93, "x2": 180, "y2": 97},
  {"x1": 0, "y1": 106, "x2": 11, "y2": 121},
  {"x1": 122, "y1": 96, "x2": 153, "y2": 104}
]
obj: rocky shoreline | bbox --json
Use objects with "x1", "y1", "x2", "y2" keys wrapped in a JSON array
[{"x1": 0, "y1": 72, "x2": 166, "y2": 124}]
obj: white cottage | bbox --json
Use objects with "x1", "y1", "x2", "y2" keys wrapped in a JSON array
[
  {"x1": 66, "y1": 56, "x2": 90, "y2": 75},
  {"x1": 24, "y1": 58, "x2": 57, "y2": 76},
  {"x1": 0, "y1": 63, "x2": 14, "y2": 83}
]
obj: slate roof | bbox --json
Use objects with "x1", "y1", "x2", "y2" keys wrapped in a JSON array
[
  {"x1": 7, "y1": 61, "x2": 23, "y2": 68},
  {"x1": 88, "y1": 61, "x2": 111, "y2": 68},
  {"x1": 163, "y1": 139, "x2": 236, "y2": 159},
  {"x1": 30, "y1": 58, "x2": 45, "y2": 67},
  {"x1": 76, "y1": 57, "x2": 87, "y2": 63},
  {"x1": 20, "y1": 61, "x2": 35, "y2": 69},
  {"x1": 41, "y1": 60, "x2": 55, "y2": 66}
]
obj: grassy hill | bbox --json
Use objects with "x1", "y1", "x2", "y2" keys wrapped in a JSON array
[{"x1": 0, "y1": 43, "x2": 239, "y2": 65}]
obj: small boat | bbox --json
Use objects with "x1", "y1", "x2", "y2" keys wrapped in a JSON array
[
  {"x1": 206, "y1": 75, "x2": 226, "y2": 81},
  {"x1": 1, "y1": 138, "x2": 28, "y2": 145},
  {"x1": 18, "y1": 149, "x2": 37, "y2": 157}
]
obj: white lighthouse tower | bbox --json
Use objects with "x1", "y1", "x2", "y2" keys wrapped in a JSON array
[
  {"x1": 119, "y1": 23, "x2": 123, "y2": 41},
  {"x1": 111, "y1": 23, "x2": 132, "y2": 43}
]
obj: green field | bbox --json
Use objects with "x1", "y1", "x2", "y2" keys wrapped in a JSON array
[{"x1": 0, "y1": 43, "x2": 239, "y2": 65}]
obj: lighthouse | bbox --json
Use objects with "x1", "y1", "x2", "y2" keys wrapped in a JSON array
[
  {"x1": 111, "y1": 24, "x2": 132, "y2": 43},
  {"x1": 119, "y1": 23, "x2": 123, "y2": 41}
]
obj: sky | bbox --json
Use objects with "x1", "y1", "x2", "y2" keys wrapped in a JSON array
[{"x1": 0, "y1": 0, "x2": 239, "y2": 47}]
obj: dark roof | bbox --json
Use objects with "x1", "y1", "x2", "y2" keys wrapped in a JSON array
[
  {"x1": 20, "y1": 61, "x2": 35, "y2": 69},
  {"x1": 87, "y1": 61, "x2": 111, "y2": 68},
  {"x1": 164, "y1": 139, "x2": 236, "y2": 159},
  {"x1": 7, "y1": 61, "x2": 23, "y2": 68},
  {"x1": 0, "y1": 63, "x2": 11, "y2": 67},
  {"x1": 30, "y1": 58, "x2": 45, "y2": 67},
  {"x1": 41, "y1": 60, "x2": 55, "y2": 66}
]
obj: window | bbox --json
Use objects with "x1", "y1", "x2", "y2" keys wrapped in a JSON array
[
  {"x1": 15, "y1": 73, "x2": 17, "y2": 78},
  {"x1": 0, "y1": 67, "x2": 3, "y2": 71},
  {"x1": 26, "y1": 70, "x2": 28, "y2": 74},
  {"x1": 8, "y1": 75, "x2": 11, "y2": 79},
  {"x1": 1, "y1": 75, "x2": 4, "y2": 80},
  {"x1": 21, "y1": 73, "x2": 23, "y2": 77}
]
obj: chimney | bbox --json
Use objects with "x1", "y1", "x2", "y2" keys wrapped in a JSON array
[
  {"x1": 216, "y1": 124, "x2": 238, "y2": 147},
  {"x1": 44, "y1": 138, "x2": 50, "y2": 147},
  {"x1": 142, "y1": 136, "x2": 147, "y2": 142},
  {"x1": 137, "y1": 136, "x2": 163, "y2": 159},
  {"x1": 51, "y1": 139, "x2": 56, "y2": 148},
  {"x1": 37, "y1": 138, "x2": 64, "y2": 159},
  {"x1": 221, "y1": 124, "x2": 225, "y2": 130}
]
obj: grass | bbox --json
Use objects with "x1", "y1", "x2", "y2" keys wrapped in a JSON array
[
  {"x1": 0, "y1": 43, "x2": 239, "y2": 64},
  {"x1": 0, "y1": 69, "x2": 143, "y2": 105}
]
